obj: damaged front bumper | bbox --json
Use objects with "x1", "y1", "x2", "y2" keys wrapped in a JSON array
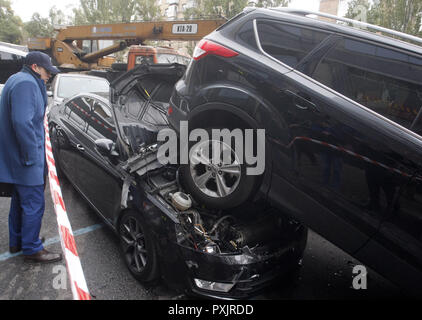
[{"x1": 179, "y1": 236, "x2": 305, "y2": 299}]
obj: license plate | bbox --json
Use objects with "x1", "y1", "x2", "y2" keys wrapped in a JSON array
[{"x1": 172, "y1": 24, "x2": 198, "y2": 34}]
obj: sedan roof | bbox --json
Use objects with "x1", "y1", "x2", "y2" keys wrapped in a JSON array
[
  {"x1": 56, "y1": 73, "x2": 109, "y2": 81},
  {"x1": 0, "y1": 45, "x2": 27, "y2": 57}
]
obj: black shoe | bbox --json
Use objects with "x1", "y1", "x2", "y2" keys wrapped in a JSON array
[
  {"x1": 9, "y1": 246, "x2": 21, "y2": 254},
  {"x1": 24, "y1": 249, "x2": 62, "y2": 263},
  {"x1": 9, "y1": 237, "x2": 46, "y2": 254}
]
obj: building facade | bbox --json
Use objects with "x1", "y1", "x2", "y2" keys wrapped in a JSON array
[
  {"x1": 319, "y1": 0, "x2": 340, "y2": 15},
  {"x1": 158, "y1": 0, "x2": 195, "y2": 20}
]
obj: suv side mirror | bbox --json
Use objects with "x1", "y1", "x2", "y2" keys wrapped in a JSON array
[
  {"x1": 47, "y1": 90, "x2": 53, "y2": 97},
  {"x1": 95, "y1": 139, "x2": 119, "y2": 158}
]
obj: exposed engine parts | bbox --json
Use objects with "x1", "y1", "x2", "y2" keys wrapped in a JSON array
[
  {"x1": 145, "y1": 167, "x2": 289, "y2": 255},
  {"x1": 170, "y1": 192, "x2": 192, "y2": 211}
]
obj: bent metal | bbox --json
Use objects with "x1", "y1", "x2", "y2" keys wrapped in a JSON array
[{"x1": 157, "y1": 121, "x2": 266, "y2": 175}]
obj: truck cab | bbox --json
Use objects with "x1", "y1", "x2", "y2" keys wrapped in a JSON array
[{"x1": 127, "y1": 45, "x2": 191, "y2": 70}]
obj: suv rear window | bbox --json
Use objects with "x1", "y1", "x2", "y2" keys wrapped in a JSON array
[
  {"x1": 256, "y1": 20, "x2": 330, "y2": 68},
  {"x1": 312, "y1": 38, "x2": 422, "y2": 131}
]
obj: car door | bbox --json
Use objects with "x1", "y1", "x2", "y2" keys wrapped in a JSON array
[
  {"x1": 83, "y1": 97, "x2": 122, "y2": 223},
  {"x1": 351, "y1": 47, "x2": 422, "y2": 293},
  {"x1": 57, "y1": 96, "x2": 89, "y2": 186},
  {"x1": 71, "y1": 96, "x2": 122, "y2": 224},
  {"x1": 254, "y1": 19, "x2": 421, "y2": 256},
  {"x1": 299, "y1": 36, "x2": 422, "y2": 293}
]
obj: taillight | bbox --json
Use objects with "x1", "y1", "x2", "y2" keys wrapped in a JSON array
[
  {"x1": 192, "y1": 39, "x2": 238, "y2": 61},
  {"x1": 168, "y1": 105, "x2": 173, "y2": 115}
]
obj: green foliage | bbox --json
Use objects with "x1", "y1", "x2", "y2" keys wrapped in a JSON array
[
  {"x1": 184, "y1": 0, "x2": 249, "y2": 20},
  {"x1": 136, "y1": 0, "x2": 161, "y2": 21},
  {"x1": 184, "y1": 0, "x2": 290, "y2": 20},
  {"x1": 0, "y1": 0, "x2": 22, "y2": 44},
  {"x1": 72, "y1": 0, "x2": 161, "y2": 24},
  {"x1": 370, "y1": 0, "x2": 422, "y2": 36},
  {"x1": 24, "y1": 13, "x2": 54, "y2": 38},
  {"x1": 49, "y1": 6, "x2": 67, "y2": 26},
  {"x1": 344, "y1": 0, "x2": 371, "y2": 19},
  {"x1": 345, "y1": 0, "x2": 422, "y2": 37},
  {"x1": 254, "y1": 0, "x2": 290, "y2": 8},
  {"x1": 23, "y1": 5, "x2": 73, "y2": 38}
]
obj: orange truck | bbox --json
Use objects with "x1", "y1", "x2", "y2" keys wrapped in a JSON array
[
  {"x1": 108, "y1": 45, "x2": 191, "y2": 72},
  {"x1": 27, "y1": 18, "x2": 225, "y2": 71},
  {"x1": 127, "y1": 45, "x2": 191, "y2": 68}
]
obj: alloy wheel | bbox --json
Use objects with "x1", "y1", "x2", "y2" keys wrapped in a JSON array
[
  {"x1": 120, "y1": 216, "x2": 148, "y2": 273},
  {"x1": 189, "y1": 139, "x2": 242, "y2": 198}
]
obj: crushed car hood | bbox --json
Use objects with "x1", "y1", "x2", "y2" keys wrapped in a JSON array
[{"x1": 109, "y1": 63, "x2": 186, "y2": 158}]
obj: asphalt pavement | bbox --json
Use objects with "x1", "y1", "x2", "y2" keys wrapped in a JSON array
[{"x1": 0, "y1": 175, "x2": 403, "y2": 300}]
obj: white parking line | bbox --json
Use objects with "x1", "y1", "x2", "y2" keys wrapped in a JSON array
[{"x1": 0, "y1": 223, "x2": 104, "y2": 262}]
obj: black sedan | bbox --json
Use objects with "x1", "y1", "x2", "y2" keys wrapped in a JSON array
[{"x1": 47, "y1": 64, "x2": 307, "y2": 299}]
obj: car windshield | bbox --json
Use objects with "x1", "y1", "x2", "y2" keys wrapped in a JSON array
[
  {"x1": 156, "y1": 53, "x2": 190, "y2": 65},
  {"x1": 57, "y1": 76, "x2": 109, "y2": 99}
]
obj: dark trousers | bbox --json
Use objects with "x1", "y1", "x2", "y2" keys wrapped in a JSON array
[{"x1": 8, "y1": 184, "x2": 45, "y2": 255}]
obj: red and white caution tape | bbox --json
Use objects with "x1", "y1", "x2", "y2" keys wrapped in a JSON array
[{"x1": 44, "y1": 116, "x2": 91, "y2": 300}]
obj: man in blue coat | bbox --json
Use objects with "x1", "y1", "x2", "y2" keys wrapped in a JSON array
[{"x1": 0, "y1": 51, "x2": 62, "y2": 263}]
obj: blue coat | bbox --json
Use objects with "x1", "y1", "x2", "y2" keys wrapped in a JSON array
[{"x1": 0, "y1": 66, "x2": 48, "y2": 186}]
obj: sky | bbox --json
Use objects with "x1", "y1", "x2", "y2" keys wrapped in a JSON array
[
  {"x1": 11, "y1": 0, "x2": 79, "y2": 22},
  {"x1": 11, "y1": 0, "x2": 350, "y2": 23}
]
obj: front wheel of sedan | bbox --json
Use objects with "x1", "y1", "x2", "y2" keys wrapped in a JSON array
[{"x1": 118, "y1": 210, "x2": 160, "y2": 284}]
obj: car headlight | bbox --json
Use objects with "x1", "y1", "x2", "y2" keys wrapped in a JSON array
[{"x1": 194, "y1": 279, "x2": 235, "y2": 293}]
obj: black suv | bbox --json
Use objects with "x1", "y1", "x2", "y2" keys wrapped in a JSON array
[{"x1": 169, "y1": 7, "x2": 422, "y2": 295}]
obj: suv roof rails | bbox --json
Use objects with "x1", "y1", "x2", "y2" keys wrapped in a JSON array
[{"x1": 272, "y1": 7, "x2": 422, "y2": 46}]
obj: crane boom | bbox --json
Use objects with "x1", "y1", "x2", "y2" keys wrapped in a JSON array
[
  {"x1": 28, "y1": 18, "x2": 226, "y2": 70},
  {"x1": 56, "y1": 19, "x2": 224, "y2": 42}
]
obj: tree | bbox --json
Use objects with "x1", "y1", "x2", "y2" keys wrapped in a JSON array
[
  {"x1": 49, "y1": 6, "x2": 68, "y2": 27},
  {"x1": 72, "y1": 0, "x2": 160, "y2": 24},
  {"x1": 24, "y1": 13, "x2": 54, "y2": 38},
  {"x1": 0, "y1": 0, "x2": 22, "y2": 44},
  {"x1": 184, "y1": 0, "x2": 290, "y2": 21},
  {"x1": 23, "y1": 6, "x2": 72, "y2": 38},
  {"x1": 254, "y1": 0, "x2": 291, "y2": 8},
  {"x1": 76, "y1": 0, "x2": 113, "y2": 24},
  {"x1": 136, "y1": 0, "x2": 161, "y2": 21},
  {"x1": 345, "y1": 0, "x2": 422, "y2": 37},
  {"x1": 184, "y1": 0, "x2": 249, "y2": 20},
  {"x1": 344, "y1": 0, "x2": 371, "y2": 20},
  {"x1": 370, "y1": 0, "x2": 422, "y2": 36}
]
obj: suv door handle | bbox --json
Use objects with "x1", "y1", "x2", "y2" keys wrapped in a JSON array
[
  {"x1": 76, "y1": 144, "x2": 85, "y2": 152},
  {"x1": 284, "y1": 90, "x2": 319, "y2": 112}
]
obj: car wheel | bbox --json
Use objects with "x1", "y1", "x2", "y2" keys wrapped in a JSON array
[
  {"x1": 180, "y1": 128, "x2": 259, "y2": 209},
  {"x1": 118, "y1": 210, "x2": 160, "y2": 284}
]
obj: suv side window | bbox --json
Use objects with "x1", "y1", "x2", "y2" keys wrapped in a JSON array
[
  {"x1": 236, "y1": 20, "x2": 258, "y2": 50},
  {"x1": 312, "y1": 38, "x2": 422, "y2": 131},
  {"x1": 256, "y1": 20, "x2": 330, "y2": 68}
]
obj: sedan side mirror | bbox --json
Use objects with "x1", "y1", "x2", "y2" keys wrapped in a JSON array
[{"x1": 95, "y1": 139, "x2": 119, "y2": 158}]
